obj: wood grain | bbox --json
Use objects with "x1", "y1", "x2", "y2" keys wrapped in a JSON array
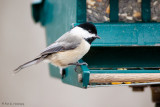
[{"x1": 78, "y1": 73, "x2": 160, "y2": 83}]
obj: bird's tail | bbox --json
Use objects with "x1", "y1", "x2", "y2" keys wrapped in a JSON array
[{"x1": 14, "y1": 56, "x2": 45, "y2": 73}]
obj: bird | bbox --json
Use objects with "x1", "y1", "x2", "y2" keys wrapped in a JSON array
[{"x1": 14, "y1": 22, "x2": 100, "y2": 77}]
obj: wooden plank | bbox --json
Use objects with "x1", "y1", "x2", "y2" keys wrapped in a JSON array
[
  {"x1": 90, "y1": 73, "x2": 160, "y2": 83},
  {"x1": 78, "y1": 73, "x2": 160, "y2": 83}
]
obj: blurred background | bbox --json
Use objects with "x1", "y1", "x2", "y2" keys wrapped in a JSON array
[{"x1": 0, "y1": 0, "x2": 155, "y2": 107}]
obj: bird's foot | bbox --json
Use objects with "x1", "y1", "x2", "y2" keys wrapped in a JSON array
[
  {"x1": 74, "y1": 66, "x2": 78, "y2": 72},
  {"x1": 69, "y1": 62, "x2": 88, "y2": 66},
  {"x1": 69, "y1": 62, "x2": 88, "y2": 72},
  {"x1": 77, "y1": 62, "x2": 88, "y2": 66}
]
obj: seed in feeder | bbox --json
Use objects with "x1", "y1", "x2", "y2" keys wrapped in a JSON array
[
  {"x1": 133, "y1": 11, "x2": 141, "y2": 18},
  {"x1": 124, "y1": 82, "x2": 132, "y2": 84},
  {"x1": 87, "y1": 5, "x2": 91, "y2": 8},
  {"x1": 87, "y1": 0, "x2": 96, "y2": 6},
  {"x1": 96, "y1": 0, "x2": 102, "y2": 2},
  {"x1": 119, "y1": 13, "x2": 127, "y2": 17},
  {"x1": 152, "y1": 16, "x2": 158, "y2": 21},
  {"x1": 87, "y1": 9, "x2": 92, "y2": 14},
  {"x1": 123, "y1": 68, "x2": 127, "y2": 70},
  {"x1": 103, "y1": 16, "x2": 110, "y2": 21},
  {"x1": 153, "y1": 1, "x2": 158, "y2": 6},
  {"x1": 106, "y1": 5, "x2": 110, "y2": 14},
  {"x1": 111, "y1": 82, "x2": 123, "y2": 85},
  {"x1": 126, "y1": 16, "x2": 133, "y2": 20},
  {"x1": 117, "y1": 68, "x2": 127, "y2": 70},
  {"x1": 137, "y1": 0, "x2": 141, "y2": 3}
]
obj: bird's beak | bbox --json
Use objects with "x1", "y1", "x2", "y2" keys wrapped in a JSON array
[{"x1": 95, "y1": 35, "x2": 100, "y2": 39}]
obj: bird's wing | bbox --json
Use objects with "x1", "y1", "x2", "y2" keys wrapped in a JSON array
[{"x1": 40, "y1": 32, "x2": 81, "y2": 56}]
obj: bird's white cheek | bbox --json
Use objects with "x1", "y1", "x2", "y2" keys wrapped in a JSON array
[{"x1": 70, "y1": 26, "x2": 94, "y2": 39}]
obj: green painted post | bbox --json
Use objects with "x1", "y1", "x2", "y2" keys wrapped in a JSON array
[
  {"x1": 142, "y1": 0, "x2": 151, "y2": 22},
  {"x1": 110, "y1": 0, "x2": 119, "y2": 22},
  {"x1": 77, "y1": 0, "x2": 86, "y2": 23}
]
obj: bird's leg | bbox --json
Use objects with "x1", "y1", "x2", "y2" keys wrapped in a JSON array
[
  {"x1": 69, "y1": 62, "x2": 88, "y2": 66},
  {"x1": 69, "y1": 62, "x2": 88, "y2": 72},
  {"x1": 74, "y1": 66, "x2": 78, "y2": 72}
]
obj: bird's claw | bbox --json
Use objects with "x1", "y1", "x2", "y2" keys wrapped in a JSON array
[
  {"x1": 74, "y1": 66, "x2": 78, "y2": 72},
  {"x1": 68, "y1": 62, "x2": 88, "y2": 72},
  {"x1": 77, "y1": 62, "x2": 88, "y2": 66},
  {"x1": 74, "y1": 62, "x2": 88, "y2": 72}
]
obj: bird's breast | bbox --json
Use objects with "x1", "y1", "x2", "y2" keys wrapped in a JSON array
[{"x1": 49, "y1": 40, "x2": 90, "y2": 68}]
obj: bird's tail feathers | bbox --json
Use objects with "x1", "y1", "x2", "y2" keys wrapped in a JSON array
[{"x1": 14, "y1": 56, "x2": 45, "y2": 74}]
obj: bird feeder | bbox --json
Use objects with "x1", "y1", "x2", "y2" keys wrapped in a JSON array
[{"x1": 32, "y1": 0, "x2": 160, "y2": 90}]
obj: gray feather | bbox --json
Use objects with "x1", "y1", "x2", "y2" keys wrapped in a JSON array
[
  {"x1": 14, "y1": 56, "x2": 45, "y2": 73},
  {"x1": 40, "y1": 32, "x2": 81, "y2": 56}
]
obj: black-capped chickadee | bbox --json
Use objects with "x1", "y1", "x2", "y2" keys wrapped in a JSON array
[{"x1": 14, "y1": 22, "x2": 100, "y2": 77}]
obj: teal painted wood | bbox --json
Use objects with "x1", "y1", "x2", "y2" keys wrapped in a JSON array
[
  {"x1": 142, "y1": 0, "x2": 151, "y2": 22},
  {"x1": 32, "y1": 0, "x2": 43, "y2": 22},
  {"x1": 110, "y1": 0, "x2": 119, "y2": 22},
  {"x1": 32, "y1": 0, "x2": 53, "y2": 26},
  {"x1": 82, "y1": 69, "x2": 90, "y2": 88},
  {"x1": 76, "y1": 0, "x2": 86, "y2": 23},
  {"x1": 79, "y1": 60, "x2": 90, "y2": 88},
  {"x1": 92, "y1": 23, "x2": 160, "y2": 46},
  {"x1": 62, "y1": 66, "x2": 83, "y2": 88},
  {"x1": 74, "y1": 23, "x2": 160, "y2": 46}
]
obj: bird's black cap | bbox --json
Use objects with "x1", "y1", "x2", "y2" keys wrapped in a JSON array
[{"x1": 78, "y1": 22, "x2": 97, "y2": 35}]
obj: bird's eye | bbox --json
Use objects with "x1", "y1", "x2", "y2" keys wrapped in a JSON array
[{"x1": 88, "y1": 30, "x2": 92, "y2": 33}]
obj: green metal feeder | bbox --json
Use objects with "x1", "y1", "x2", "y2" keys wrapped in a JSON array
[{"x1": 31, "y1": 0, "x2": 160, "y2": 89}]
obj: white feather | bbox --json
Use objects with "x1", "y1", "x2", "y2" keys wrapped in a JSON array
[{"x1": 70, "y1": 26, "x2": 96, "y2": 39}]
